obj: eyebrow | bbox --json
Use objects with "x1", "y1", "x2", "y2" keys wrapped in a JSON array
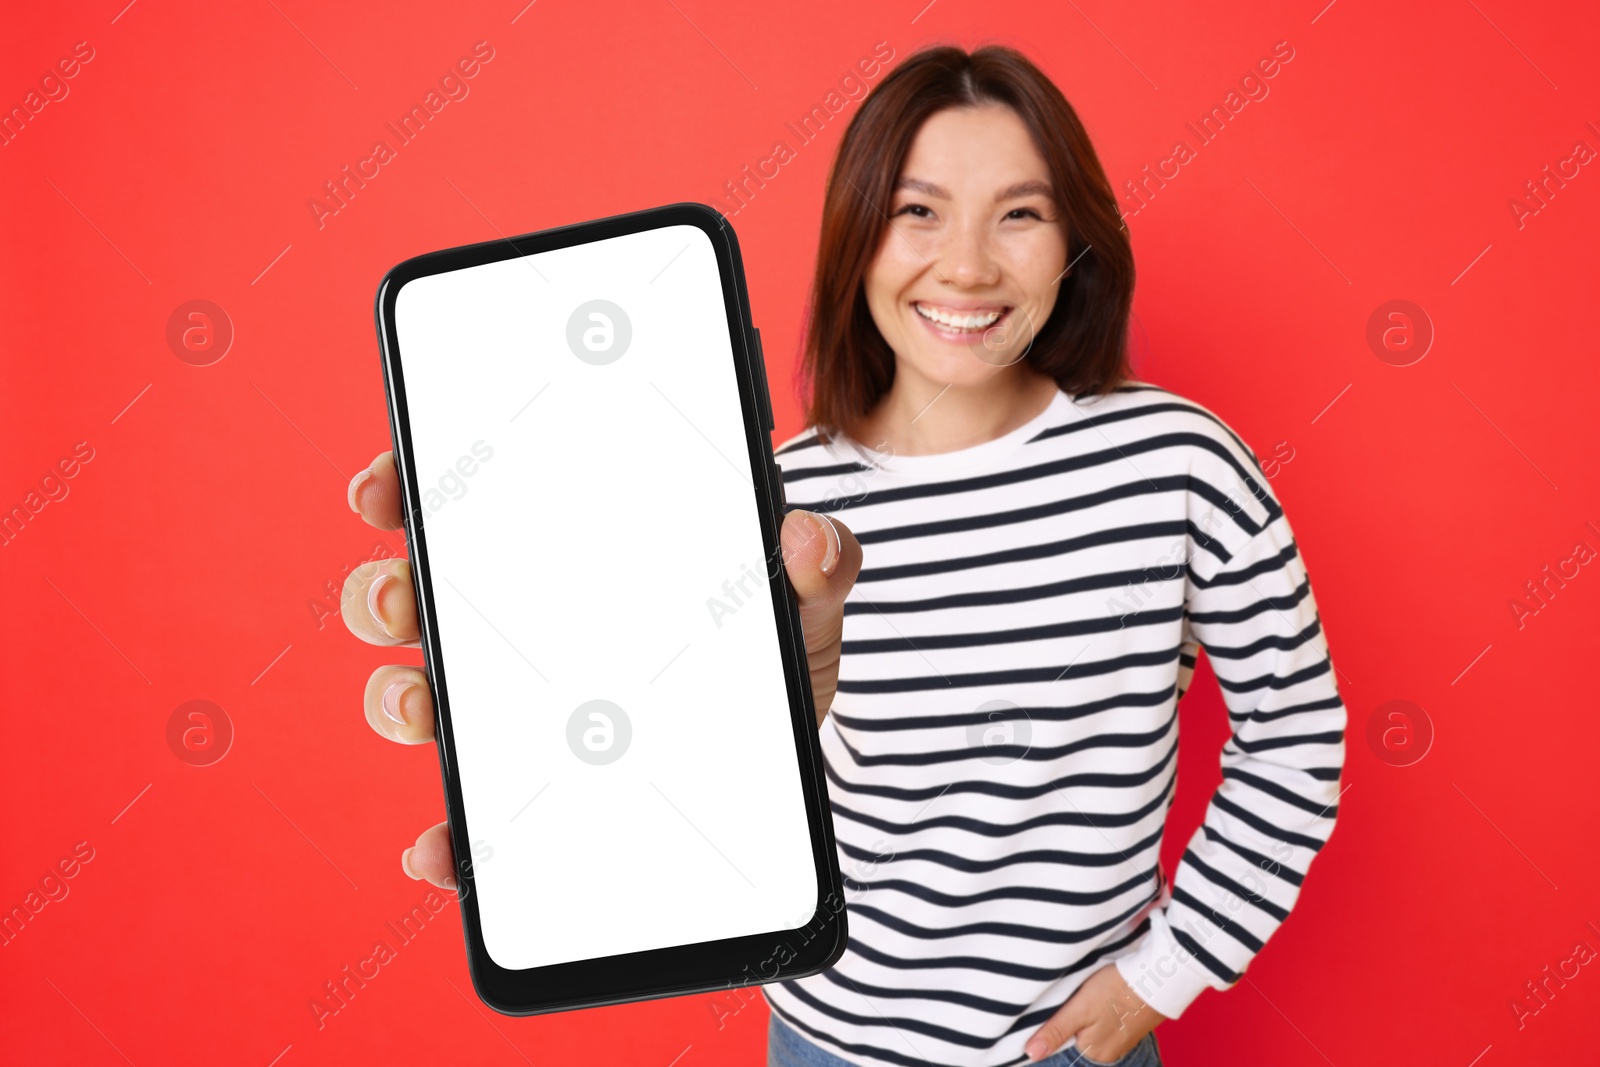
[{"x1": 895, "y1": 176, "x2": 1054, "y2": 202}]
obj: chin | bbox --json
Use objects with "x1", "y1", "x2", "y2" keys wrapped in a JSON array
[{"x1": 900, "y1": 346, "x2": 1012, "y2": 389}]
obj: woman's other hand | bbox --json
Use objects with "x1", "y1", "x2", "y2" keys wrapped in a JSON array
[{"x1": 1024, "y1": 962, "x2": 1165, "y2": 1063}]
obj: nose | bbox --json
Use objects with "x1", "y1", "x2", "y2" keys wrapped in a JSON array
[{"x1": 936, "y1": 217, "x2": 1001, "y2": 288}]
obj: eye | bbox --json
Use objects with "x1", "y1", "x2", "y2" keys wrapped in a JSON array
[
  {"x1": 1006, "y1": 207, "x2": 1045, "y2": 220},
  {"x1": 892, "y1": 203, "x2": 934, "y2": 219}
]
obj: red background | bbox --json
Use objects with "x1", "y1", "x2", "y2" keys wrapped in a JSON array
[{"x1": 3, "y1": 0, "x2": 1597, "y2": 1063}]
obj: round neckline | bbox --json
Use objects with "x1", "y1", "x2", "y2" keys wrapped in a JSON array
[{"x1": 834, "y1": 387, "x2": 1079, "y2": 480}]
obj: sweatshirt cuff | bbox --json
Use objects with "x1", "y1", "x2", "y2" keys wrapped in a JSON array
[{"x1": 1109, "y1": 908, "x2": 1225, "y2": 1021}]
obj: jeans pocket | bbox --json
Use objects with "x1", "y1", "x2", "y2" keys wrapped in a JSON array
[{"x1": 1074, "y1": 1031, "x2": 1156, "y2": 1067}]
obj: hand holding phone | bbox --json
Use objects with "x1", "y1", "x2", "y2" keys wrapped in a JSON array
[
  {"x1": 343, "y1": 458, "x2": 860, "y2": 757},
  {"x1": 341, "y1": 203, "x2": 863, "y2": 1014}
]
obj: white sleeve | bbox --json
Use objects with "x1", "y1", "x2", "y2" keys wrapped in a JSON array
[{"x1": 1112, "y1": 504, "x2": 1347, "y2": 1019}]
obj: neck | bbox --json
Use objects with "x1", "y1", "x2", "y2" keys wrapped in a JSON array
[{"x1": 849, "y1": 363, "x2": 1061, "y2": 457}]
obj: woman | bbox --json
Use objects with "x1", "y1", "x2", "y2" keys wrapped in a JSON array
[{"x1": 343, "y1": 43, "x2": 1345, "y2": 1067}]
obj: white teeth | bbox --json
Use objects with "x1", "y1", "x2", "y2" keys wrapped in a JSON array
[{"x1": 914, "y1": 303, "x2": 1005, "y2": 330}]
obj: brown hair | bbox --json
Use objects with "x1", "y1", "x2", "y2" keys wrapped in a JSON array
[{"x1": 798, "y1": 44, "x2": 1135, "y2": 438}]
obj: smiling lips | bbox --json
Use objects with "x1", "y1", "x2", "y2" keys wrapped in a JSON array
[{"x1": 912, "y1": 300, "x2": 1012, "y2": 338}]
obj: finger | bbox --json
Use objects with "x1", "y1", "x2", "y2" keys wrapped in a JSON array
[
  {"x1": 1024, "y1": 1001, "x2": 1085, "y2": 1063},
  {"x1": 347, "y1": 451, "x2": 404, "y2": 531},
  {"x1": 400, "y1": 820, "x2": 458, "y2": 890},
  {"x1": 341, "y1": 558, "x2": 422, "y2": 648},
  {"x1": 779, "y1": 510, "x2": 862, "y2": 725},
  {"x1": 363, "y1": 665, "x2": 436, "y2": 745}
]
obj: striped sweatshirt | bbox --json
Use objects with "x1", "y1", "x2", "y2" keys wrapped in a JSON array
[{"x1": 762, "y1": 381, "x2": 1346, "y2": 1067}]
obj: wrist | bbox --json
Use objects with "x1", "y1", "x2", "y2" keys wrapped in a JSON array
[{"x1": 1109, "y1": 909, "x2": 1222, "y2": 1021}]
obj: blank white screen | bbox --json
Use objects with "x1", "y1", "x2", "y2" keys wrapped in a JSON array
[{"x1": 393, "y1": 223, "x2": 816, "y2": 971}]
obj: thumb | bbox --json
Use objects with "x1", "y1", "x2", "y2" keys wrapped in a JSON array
[{"x1": 778, "y1": 509, "x2": 861, "y2": 727}]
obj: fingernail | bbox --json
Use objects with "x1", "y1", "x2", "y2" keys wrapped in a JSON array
[
  {"x1": 812, "y1": 512, "x2": 841, "y2": 576},
  {"x1": 401, "y1": 847, "x2": 420, "y2": 879},
  {"x1": 347, "y1": 467, "x2": 376, "y2": 513},
  {"x1": 1024, "y1": 1039, "x2": 1048, "y2": 1062},
  {"x1": 382, "y1": 680, "x2": 414, "y2": 726},
  {"x1": 368, "y1": 572, "x2": 398, "y2": 638}
]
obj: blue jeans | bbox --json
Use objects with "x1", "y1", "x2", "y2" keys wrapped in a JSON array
[{"x1": 767, "y1": 1007, "x2": 1163, "y2": 1067}]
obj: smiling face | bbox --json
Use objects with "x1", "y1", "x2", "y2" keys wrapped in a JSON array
[{"x1": 863, "y1": 103, "x2": 1068, "y2": 393}]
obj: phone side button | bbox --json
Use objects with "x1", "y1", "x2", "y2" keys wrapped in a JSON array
[
  {"x1": 772, "y1": 461, "x2": 787, "y2": 511},
  {"x1": 752, "y1": 327, "x2": 775, "y2": 432}
]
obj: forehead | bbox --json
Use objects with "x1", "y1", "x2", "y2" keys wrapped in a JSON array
[{"x1": 897, "y1": 104, "x2": 1051, "y2": 190}]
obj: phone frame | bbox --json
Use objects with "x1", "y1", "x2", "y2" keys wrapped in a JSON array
[{"x1": 372, "y1": 202, "x2": 847, "y2": 1016}]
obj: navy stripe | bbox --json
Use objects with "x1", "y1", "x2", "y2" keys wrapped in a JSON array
[
  {"x1": 836, "y1": 646, "x2": 1182, "y2": 694},
  {"x1": 856, "y1": 520, "x2": 1192, "y2": 583},
  {"x1": 844, "y1": 566, "x2": 1190, "y2": 616},
  {"x1": 833, "y1": 821, "x2": 1169, "y2": 874},
  {"x1": 1170, "y1": 924, "x2": 1242, "y2": 984},
  {"x1": 841, "y1": 606, "x2": 1186, "y2": 655},
  {"x1": 1179, "y1": 848, "x2": 1290, "y2": 922},
  {"x1": 1170, "y1": 884, "x2": 1266, "y2": 952},
  {"x1": 829, "y1": 686, "x2": 1175, "y2": 736},
  {"x1": 827, "y1": 709, "x2": 1177, "y2": 771}
]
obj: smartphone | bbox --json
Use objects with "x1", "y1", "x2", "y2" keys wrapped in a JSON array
[{"x1": 373, "y1": 202, "x2": 846, "y2": 1015}]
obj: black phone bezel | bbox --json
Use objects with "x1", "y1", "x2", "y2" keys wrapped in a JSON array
[{"x1": 372, "y1": 201, "x2": 846, "y2": 1016}]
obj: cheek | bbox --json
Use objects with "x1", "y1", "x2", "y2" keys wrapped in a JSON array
[
  {"x1": 1009, "y1": 234, "x2": 1069, "y2": 318},
  {"x1": 1018, "y1": 231, "x2": 1069, "y2": 286},
  {"x1": 862, "y1": 247, "x2": 915, "y2": 322},
  {"x1": 878, "y1": 219, "x2": 949, "y2": 280}
]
